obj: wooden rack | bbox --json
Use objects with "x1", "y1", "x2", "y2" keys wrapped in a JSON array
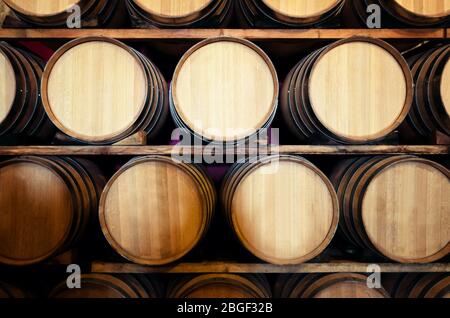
[{"x1": 0, "y1": 28, "x2": 448, "y2": 275}]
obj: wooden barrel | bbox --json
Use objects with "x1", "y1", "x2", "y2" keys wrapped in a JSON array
[
  {"x1": 126, "y1": 0, "x2": 234, "y2": 28},
  {"x1": 3, "y1": 0, "x2": 120, "y2": 27},
  {"x1": 393, "y1": 274, "x2": 449, "y2": 298},
  {"x1": 221, "y1": 155, "x2": 339, "y2": 265},
  {"x1": 99, "y1": 156, "x2": 216, "y2": 265},
  {"x1": 330, "y1": 155, "x2": 450, "y2": 263},
  {"x1": 0, "y1": 281, "x2": 28, "y2": 298},
  {"x1": 50, "y1": 274, "x2": 160, "y2": 298},
  {"x1": 0, "y1": 42, "x2": 55, "y2": 140},
  {"x1": 400, "y1": 44, "x2": 450, "y2": 140},
  {"x1": 41, "y1": 37, "x2": 168, "y2": 145},
  {"x1": 0, "y1": 156, "x2": 105, "y2": 266},
  {"x1": 168, "y1": 274, "x2": 271, "y2": 298},
  {"x1": 280, "y1": 37, "x2": 413, "y2": 144},
  {"x1": 170, "y1": 37, "x2": 278, "y2": 144},
  {"x1": 353, "y1": 0, "x2": 449, "y2": 27},
  {"x1": 275, "y1": 274, "x2": 389, "y2": 298},
  {"x1": 238, "y1": 0, "x2": 346, "y2": 28}
]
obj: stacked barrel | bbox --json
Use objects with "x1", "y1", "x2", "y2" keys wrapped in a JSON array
[
  {"x1": 0, "y1": 156, "x2": 105, "y2": 266},
  {"x1": 0, "y1": 42, "x2": 54, "y2": 140},
  {"x1": 41, "y1": 37, "x2": 168, "y2": 145}
]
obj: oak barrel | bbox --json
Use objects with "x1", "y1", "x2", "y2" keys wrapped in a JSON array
[
  {"x1": 221, "y1": 155, "x2": 339, "y2": 265},
  {"x1": 330, "y1": 155, "x2": 450, "y2": 263},
  {"x1": 393, "y1": 274, "x2": 449, "y2": 298},
  {"x1": 281, "y1": 36, "x2": 413, "y2": 144},
  {"x1": 41, "y1": 37, "x2": 168, "y2": 145},
  {"x1": 275, "y1": 273, "x2": 389, "y2": 298},
  {"x1": 126, "y1": 0, "x2": 234, "y2": 28},
  {"x1": 400, "y1": 44, "x2": 450, "y2": 140},
  {"x1": 170, "y1": 36, "x2": 279, "y2": 143},
  {"x1": 0, "y1": 156, "x2": 105, "y2": 266},
  {"x1": 50, "y1": 274, "x2": 160, "y2": 298},
  {"x1": 168, "y1": 274, "x2": 271, "y2": 298},
  {"x1": 352, "y1": 0, "x2": 449, "y2": 27},
  {"x1": 99, "y1": 155, "x2": 216, "y2": 265},
  {"x1": 0, "y1": 42, "x2": 55, "y2": 140},
  {"x1": 2, "y1": 0, "x2": 120, "y2": 27},
  {"x1": 238, "y1": 0, "x2": 346, "y2": 28}
]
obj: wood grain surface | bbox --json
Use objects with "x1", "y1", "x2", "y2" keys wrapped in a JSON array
[
  {"x1": 3, "y1": 0, "x2": 80, "y2": 16},
  {"x1": 0, "y1": 48, "x2": 15, "y2": 123},
  {"x1": 309, "y1": 40, "x2": 409, "y2": 141},
  {"x1": 441, "y1": 57, "x2": 450, "y2": 116},
  {"x1": 44, "y1": 38, "x2": 147, "y2": 142},
  {"x1": 172, "y1": 37, "x2": 278, "y2": 142},
  {"x1": 0, "y1": 161, "x2": 73, "y2": 265},
  {"x1": 132, "y1": 0, "x2": 212, "y2": 17},
  {"x1": 99, "y1": 156, "x2": 213, "y2": 265},
  {"x1": 262, "y1": 0, "x2": 342, "y2": 18},
  {"x1": 361, "y1": 159, "x2": 450, "y2": 263},
  {"x1": 394, "y1": 0, "x2": 450, "y2": 17}
]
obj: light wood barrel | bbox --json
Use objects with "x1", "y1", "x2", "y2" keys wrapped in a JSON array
[
  {"x1": 353, "y1": 0, "x2": 450, "y2": 27},
  {"x1": 41, "y1": 37, "x2": 168, "y2": 145},
  {"x1": 126, "y1": 0, "x2": 233, "y2": 28},
  {"x1": 275, "y1": 274, "x2": 389, "y2": 298},
  {"x1": 170, "y1": 37, "x2": 278, "y2": 143},
  {"x1": 0, "y1": 156, "x2": 105, "y2": 266},
  {"x1": 401, "y1": 45, "x2": 450, "y2": 140},
  {"x1": 330, "y1": 155, "x2": 450, "y2": 263},
  {"x1": 221, "y1": 155, "x2": 339, "y2": 265},
  {"x1": 238, "y1": 0, "x2": 345, "y2": 28},
  {"x1": 99, "y1": 156, "x2": 216, "y2": 265},
  {"x1": 393, "y1": 274, "x2": 449, "y2": 298},
  {"x1": 281, "y1": 37, "x2": 413, "y2": 144},
  {"x1": 50, "y1": 274, "x2": 160, "y2": 298},
  {"x1": 0, "y1": 281, "x2": 28, "y2": 298},
  {"x1": 168, "y1": 274, "x2": 271, "y2": 298},
  {"x1": 3, "y1": 0, "x2": 119, "y2": 27},
  {"x1": 0, "y1": 42, "x2": 55, "y2": 140}
]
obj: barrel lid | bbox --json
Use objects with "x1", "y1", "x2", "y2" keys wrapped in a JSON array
[
  {"x1": 0, "y1": 48, "x2": 16, "y2": 124},
  {"x1": 3, "y1": 0, "x2": 81, "y2": 17},
  {"x1": 440, "y1": 58, "x2": 450, "y2": 117},
  {"x1": 361, "y1": 159, "x2": 450, "y2": 263},
  {"x1": 393, "y1": 0, "x2": 450, "y2": 18},
  {"x1": 99, "y1": 157, "x2": 207, "y2": 265},
  {"x1": 0, "y1": 160, "x2": 73, "y2": 265},
  {"x1": 230, "y1": 156, "x2": 338, "y2": 265},
  {"x1": 302, "y1": 274, "x2": 388, "y2": 298},
  {"x1": 262, "y1": 0, "x2": 343, "y2": 18},
  {"x1": 42, "y1": 37, "x2": 148, "y2": 143},
  {"x1": 172, "y1": 37, "x2": 278, "y2": 142},
  {"x1": 132, "y1": 0, "x2": 213, "y2": 18},
  {"x1": 308, "y1": 37, "x2": 411, "y2": 142}
]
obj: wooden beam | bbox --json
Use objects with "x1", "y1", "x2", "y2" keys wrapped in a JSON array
[
  {"x1": 0, "y1": 28, "x2": 445, "y2": 40},
  {"x1": 0, "y1": 145, "x2": 447, "y2": 156},
  {"x1": 91, "y1": 261, "x2": 450, "y2": 274}
]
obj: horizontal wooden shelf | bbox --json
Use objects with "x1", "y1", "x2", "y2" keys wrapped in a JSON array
[
  {"x1": 91, "y1": 261, "x2": 450, "y2": 274},
  {"x1": 0, "y1": 28, "x2": 446, "y2": 40},
  {"x1": 0, "y1": 145, "x2": 448, "y2": 156}
]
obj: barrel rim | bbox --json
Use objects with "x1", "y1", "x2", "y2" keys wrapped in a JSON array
[
  {"x1": 131, "y1": 0, "x2": 215, "y2": 19},
  {"x1": 41, "y1": 36, "x2": 149, "y2": 143},
  {"x1": 0, "y1": 157, "x2": 75, "y2": 266},
  {"x1": 307, "y1": 36, "x2": 413, "y2": 143},
  {"x1": 360, "y1": 157, "x2": 450, "y2": 263},
  {"x1": 228, "y1": 155, "x2": 339, "y2": 265},
  {"x1": 0, "y1": 45, "x2": 17, "y2": 124},
  {"x1": 98, "y1": 155, "x2": 210, "y2": 265},
  {"x1": 3, "y1": 0, "x2": 86, "y2": 18},
  {"x1": 383, "y1": 0, "x2": 450, "y2": 19},
  {"x1": 171, "y1": 36, "x2": 279, "y2": 143},
  {"x1": 261, "y1": 0, "x2": 344, "y2": 19}
]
